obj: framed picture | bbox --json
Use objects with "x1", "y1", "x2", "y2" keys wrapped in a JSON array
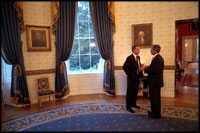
[
  {"x1": 131, "y1": 23, "x2": 152, "y2": 48},
  {"x1": 26, "y1": 25, "x2": 51, "y2": 52}
]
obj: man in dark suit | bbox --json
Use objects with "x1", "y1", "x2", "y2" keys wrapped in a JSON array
[
  {"x1": 139, "y1": 44, "x2": 164, "y2": 119},
  {"x1": 123, "y1": 45, "x2": 143, "y2": 113}
]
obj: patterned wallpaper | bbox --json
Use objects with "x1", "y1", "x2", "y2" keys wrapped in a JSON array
[
  {"x1": 114, "y1": 2, "x2": 198, "y2": 66},
  {"x1": 22, "y1": 2, "x2": 56, "y2": 71},
  {"x1": 21, "y1": 2, "x2": 198, "y2": 70}
]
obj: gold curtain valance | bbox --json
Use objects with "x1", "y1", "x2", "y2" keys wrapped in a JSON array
[
  {"x1": 51, "y1": 1, "x2": 60, "y2": 34},
  {"x1": 14, "y1": 2, "x2": 25, "y2": 33},
  {"x1": 107, "y1": 2, "x2": 116, "y2": 34}
]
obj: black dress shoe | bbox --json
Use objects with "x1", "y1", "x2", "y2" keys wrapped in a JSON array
[
  {"x1": 127, "y1": 108, "x2": 135, "y2": 113},
  {"x1": 132, "y1": 105, "x2": 140, "y2": 109},
  {"x1": 148, "y1": 114, "x2": 161, "y2": 119},
  {"x1": 148, "y1": 111, "x2": 152, "y2": 115}
]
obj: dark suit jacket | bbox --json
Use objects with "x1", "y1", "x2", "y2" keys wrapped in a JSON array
[
  {"x1": 123, "y1": 54, "x2": 143, "y2": 80},
  {"x1": 144, "y1": 54, "x2": 164, "y2": 88}
]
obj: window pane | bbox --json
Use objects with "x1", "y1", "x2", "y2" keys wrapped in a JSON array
[
  {"x1": 80, "y1": 39, "x2": 89, "y2": 54},
  {"x1": 78, "y1": 2, "x2": 89, "y2": 21},
  {"x1": 1, "y1": 57, "x2": 12, "y2": 81},
  {"x1": 90, "y1": 39, "x2": 99, "y2": 54},
  {"x1": 75, "y1": 23, "x2": 79, "y2": 38},
  {"x1": 70, "y1": 55, "x2": 79, "y2": 71},
  {"x1": 69, "y1": 1, "x2": 103, "y2": 73},
  {"x1": 91, "y1": 55, "x2": 101, "y2": 70},
  {"x1": 79, "y1": 22, "x2": 89, "y2": 37},
  {"x1": 80, "y1": 55, "x2": 90, "y2": 70},
  {"x1": 89, "y1": 21, "x2": 94, "y2": 37},
  {"x1": 71, "y1": 39, "x2": 79, "y2": 55}
]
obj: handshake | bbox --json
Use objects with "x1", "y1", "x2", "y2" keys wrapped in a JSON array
[{"x1": 138, "y1": 65, "x2": 149, "y2": 71}]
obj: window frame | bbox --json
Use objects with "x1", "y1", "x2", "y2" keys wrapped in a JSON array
[{"x1": 67, "y1": 1, "x2": 103, "y2": 74}]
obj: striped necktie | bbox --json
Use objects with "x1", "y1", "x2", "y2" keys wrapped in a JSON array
[
  {"x1": 136, "y1": 56, "x2": 140, "y2": 67},
  {"x1": 136, "y1": 56, "x2": 140, "y2": 75}
]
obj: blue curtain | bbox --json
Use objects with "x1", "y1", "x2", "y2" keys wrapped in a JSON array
[
  {"x1": 1, "y1": 1, "x2": 30, "y2": 104},
  {"x1": 90, "y1": 2, "x2": 115, "y2": 96},
  {"x1": 55, "y1": 1, "x2": 77, "y2": 98}
]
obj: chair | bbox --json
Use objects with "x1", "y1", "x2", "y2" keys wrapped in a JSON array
[
  {"x1": 36, "y1": 76, "x2": 55, "y2": 107},
  {"x1": 140, "y1": 76, "x2": 149, "y2": 97}
]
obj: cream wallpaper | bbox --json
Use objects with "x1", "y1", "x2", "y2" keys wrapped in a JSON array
[
  {"x1": 114, "y1": 2, "x2": 198, "y2": 66},
  {"x1": 21, "y1": 1, "x2": 199, "y2": 70},
  {"x1": 22, "y1": 2, "x2": 56, "y2": 71},
  {"x1": 20, "y1": 2, "x2": 56, "y2": 104}
]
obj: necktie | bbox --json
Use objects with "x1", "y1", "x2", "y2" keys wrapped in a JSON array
[
  {"x1": 136, "y1": 56, "x2": 140, "y2": 75},
  {"x1": 136, "y1": 56, "x2": 140, "y2": 67}
]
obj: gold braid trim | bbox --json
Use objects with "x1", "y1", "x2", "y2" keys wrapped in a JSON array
[
  {"x1": 14, "y1": 2, "x2": 25, "y2": 33},
  {"x1": 103, "y1": 88, "x2": 115, "y2": 93},
  {"x1": 64, "y1": 88, "x2": 70, "y2": 97},
  {"x1": 105, "y1": 83, "x2": 110, "y2": 88},
  {"x1": 64, "y1": 83, "x2": 70, "y2": 97},
  {"x1": 10, "y1": 97, "x2": 19, "y2": 104},
  {"x1": 15, "y1": 64, "x2": 22, "y2": 76},
  {"x1": 10, "y1": 96, "x2": 30, "y2": 105},
  {"x1": 56, "y1": 84, "x2": 70, "y2": 96},
  {"x1": 51, "y1": 1, "x2": 60, "y2": 34},
  {"x1": 107, "y1": 2, "x2": 116, "y2": 34}
]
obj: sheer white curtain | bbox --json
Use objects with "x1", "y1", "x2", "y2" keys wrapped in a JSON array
[{"x1": 1, "y1": 57, "x2": 19, "y2": 106}]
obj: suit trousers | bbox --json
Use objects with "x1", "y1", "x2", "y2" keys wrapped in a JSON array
[
  {"x1": 126, "y1": 76, "x2": 140, "y2": 109},
  {"x1": 149, "y1": 86, "x2": 161, "y2": 117}
]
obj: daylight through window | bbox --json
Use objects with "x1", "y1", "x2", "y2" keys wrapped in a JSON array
[{"x1": 67, "y1": 1, "x2": 103, "y2": 74}]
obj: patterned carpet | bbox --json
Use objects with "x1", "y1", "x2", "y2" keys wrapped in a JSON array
[{"x1": 1, "y1": 103, "x2": 199, "y2": 131}]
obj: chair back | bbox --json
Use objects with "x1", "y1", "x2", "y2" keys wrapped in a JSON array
[{"x1": 36, "y1": 76, "x2": 50, "y2": 92}]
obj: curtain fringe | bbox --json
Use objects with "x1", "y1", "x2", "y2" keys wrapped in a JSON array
[
  {"x1": 103, "y1": 88, "x2": 115, "y2": 93},
  {"x1": 55, "y1": 84, "x2": 70, "y2": 96},
  {"x1": 10, "y1": 96, "x2": 30, "y2": 105}
]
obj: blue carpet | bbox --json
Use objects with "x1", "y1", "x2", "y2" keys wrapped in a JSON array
[{"x1": 1, "y1": 102, "x2": 199, "y2": 131}]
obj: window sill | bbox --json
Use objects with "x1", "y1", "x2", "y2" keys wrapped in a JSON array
[
  {"x1": 68, "y1": 72, "x2": 103, "y2": 77},
  {"x1": 68, "y1": 71, "x2": 103, "y2": 75}
]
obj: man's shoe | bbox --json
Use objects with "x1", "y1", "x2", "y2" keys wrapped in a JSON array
[
  {"x1": 148, "y1": 114, "x2": 161, "y2": 119},
  {"x1": 132, "y1": 105, "x2": 140, "y2": 109},
  {"x1": 148, "y1": 111, "x2": 152, "y2": 115},
  {"x1": 127, "y1": 108, "x2": 135, "y2": 113}
]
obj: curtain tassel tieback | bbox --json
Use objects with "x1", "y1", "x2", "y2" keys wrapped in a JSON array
[
  {"x1": 60, "y1": 61, "x2": 66, "y2": 74},
  {"x1": 15, "y1": 64, "x2": 22, "y2": 76},
  {"x1": 106, "y1": 60, "x2": 111, "y2": 70}
]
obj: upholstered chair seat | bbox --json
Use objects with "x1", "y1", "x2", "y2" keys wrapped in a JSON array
[{"x1": 38, "y1": 90, "x2": 54, "y2": 96}]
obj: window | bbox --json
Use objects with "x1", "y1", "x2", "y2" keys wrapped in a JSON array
[
  {"x1": 1, "y1": 57, "x2": 12, "y2": 83},
  {"x1": 66, "y1": 1, "x2": 103, "y2": 74}
]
